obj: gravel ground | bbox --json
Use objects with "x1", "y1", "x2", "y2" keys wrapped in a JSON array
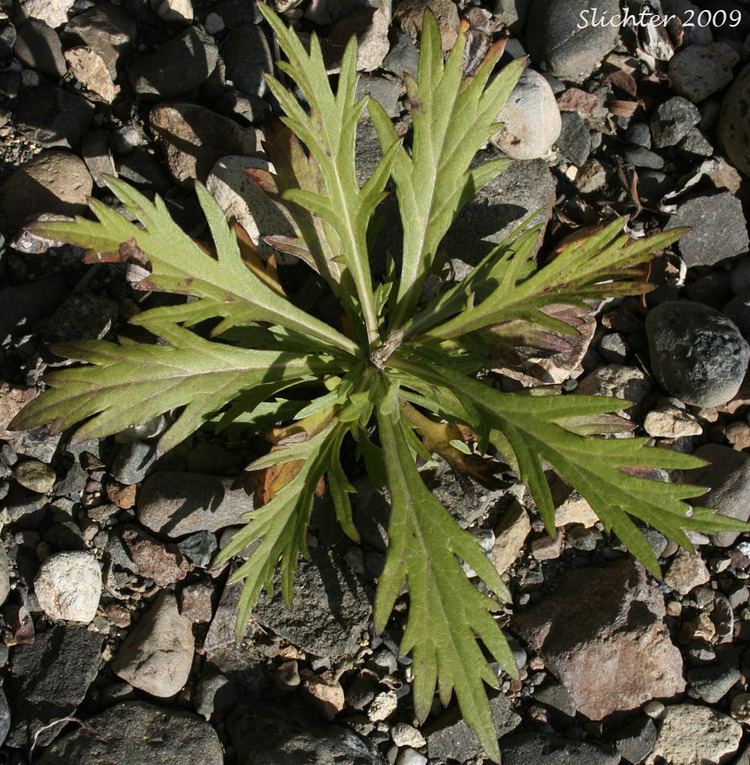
[{"x1": 3, "y1": 0, "x2": 750, "y2": 764}]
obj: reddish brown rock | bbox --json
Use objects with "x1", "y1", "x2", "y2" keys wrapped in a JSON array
[
  {"x1": 512, "y1": 559, "x2": 685, "y2": 719},
  {"x1": 121, "y1": 525, "x2": 191, "y2": 587}
]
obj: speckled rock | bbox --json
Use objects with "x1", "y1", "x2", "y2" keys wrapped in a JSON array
[
  {"x1": 646, "y1": 301, "x2": 749, "y2": 407},
  {"x1": 669, "y1": 43, "x2": 738, "y2": 103}
]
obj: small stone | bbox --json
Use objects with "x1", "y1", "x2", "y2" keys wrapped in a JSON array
[
  {"x1": 194, "y1": 670, "x2": 237, "y2": 718},
  {"x1": 576, "y1": 157, "x2": 607, "y2": 193},
  {"x1": 121, "y1": 525, "x2": 191, "y2": 587},
  {"x1": 14, "y1": 459, "x2": 56, "y2": 494},
  {"x1": 37, "y1": 701, "x2": 223, "y2": 765},
  {"x1": 112, "y1": 441, "x2": 156, "y2": 485},
  {"x1": 179, "y1": 582, "x2": 214, "y2": 623},
  {"x1": 14, "y1": 19, "x2": 66, "y2": 78},
  {"x1": 64, "y1": 46, "x2": 117, "y2": 103},
  {"x1": 382, "y1": 28, "x2": 419, "y2": 79},
  {"x1": 368, "y1": 690, "x2": 398, "y2": 722},
  {"x1": 730, "y1": 692, "x2": 750, "y2": 724},
  {"x1": 396, "y1": 749, "x2": 427, "y2": 765},
  {"x1": 491, "y1": 501, "x2": 530, "y2": 574},
  {"x1": 613, "y1": 717, "x2": 658, "y2": 765},
  {"x1": 651, "y1": 96, "x2": 702, "y2": 148},
  {"x1": 664, "y1": 548, "x2": 710, "y2": 595},
  {"x1": 669, "y1": 43, "x2": 739, "y2": 103},
  {"x1": 555, "y1": 492, "x2": 599, "y2": 528},
  {"x1": 685, "y1": 445, "x2": 750, "y2": 547},
  {"x1": 624, "y1": 146, "x2": 665, "y2": 169},
  {"x1": 34, "y1": 551, "x2": 102, "y2": 623},
  {"x1": 81, "y1": 129, "x2": 117, "y2": 188},
  {"x1": 222, "y1": 24, "x2": 272, "y2": 98},
  {"x1": 576, "y1": 365, "x2": 652, "y2": 409},
  {"x1": 665, "y1": 192, "x2": 748, "y2": 268},
  {"x1": 177, "y1": 531, "x2": 217, "y2": 568},
  {"x1": 112, "y1": 591, "x2": 194, "y2": 697},
  {"x1": 645, "y1": 705, "x2": 742, "y2": 765},
  {"x1": 19, "y1": 0, "x2": 75, "y2": 28},
  {"x1": 150, "y1": 103, "x2": 258, "y2": 185},
  {"x1": 502, "y1": 731, "x2": 620, "y2": 765},
  {"x1": 687, "y1": 665, "x2": 741, "y2": 703},
  {"x1": 531, "y1": 531, "x2": 563, "y2": 560},
  {"x1": 391, "y1": 722, "x2": 426, "y2": 749},
  {"x1": 493, "y1": 68, "x2": 561, "y2": 160},
  {"x1": 679, "y1": 127, "x2": 714, "y2": 158},
  {"x1": 138, "y1": 471, "x2": 254, "y2": 536},
  {"x1": 526, "y1": 0, "x2": 619, "y2": 82},
  {"x1": 129, "y1": 27, "x2": 218, "y2": 98},
  {"x1": 275, "y1": 660, "x2": 301, "y2": 690},
  {"x1": 394, "y1": 0, "x2": 459, "y2": 51},
  {"x1": 646, "y1": 301, "x2": 749, "y2": 407},
  {"x1": 0, "y1": 150, "x2": 92, "y2": 235},
  {"x1": 644, "y1": 700, "x2": 665, "y2": 719},
  {"x1": 643, "y1": 404, "x2": 702, "y2": 438},
  {"x1": 206, "y1": 155, "x2": 293, "y2": 245},
  {"x1": 155, "y1": 0, "x2": 194, "y2": 23},
  {"x1": 356, "y1": 74, "x2": 403, "y2": 118},
  {"x1": 556, "y1": 111, "x2": 590, "y2": 166},
  {"x1": 302, "y1": 673, "x2": 346, "y2": 720}
]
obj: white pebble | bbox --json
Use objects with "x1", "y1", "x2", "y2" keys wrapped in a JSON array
[{"x1": 34, "y1": 551, "x2": 102, "y2": 623}]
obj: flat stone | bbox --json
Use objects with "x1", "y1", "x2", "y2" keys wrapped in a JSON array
[
  {"x1": 137, "y1": 471, "x2": 254, "y2": 537},
  {"x1": 14, "y1": 459, "x2": 56, "y2": 494},
  {"x1": 111, "y1": 591, "x2": 194, "y2": 697},
  {"x1": 685, "y1": 444, "x2": 750, "y2": 547},
  {"x1": 613, "y1": 716, "x2": 658, "y2": 765},
  {"x1": 6, "y1": 626, "x2": 103, "y2": 747},
  {"x1": 111, "y1": 440, "x2": 156, "y2": 485},
  {"x1": 511, "y1": 559, "x2": 685, "y2": 720},
  {"x1": 687, "y1": 665, "x2": 741, "y2": 703},
  {"x1": 34, "y1": 551, "x2": 102, "y2": 623},
  {"x1": 129, "y1": 27, "x2": 218, "y2": 98},
  {"x1": 37, "y1": 701, "x2": 223, "y2": 765},
  {"x1": 425, "y1": 694, "x2": 521, "y2": 762},
  {"x1": 645, "y1": 705, "x2": 742, "y2": 765},
  {"x1": 491, "y1": 501, "x2": 530, "y2": 574},
  {"x1": 501, "y1": 731, "x2": 620, "y2": 765},
  {"x1": 250, "y1": 546, "x2": 371, "y2": 658},
  {"x1": 646, "y1": 301, "x2": 749, "y2": 407},
  {"x1": 150, "y1": 103, "x2": 259, "y2": 185},
  {"x1": 0, "y1": 150, "x2": 92, "y2": 236},
  {"x1": 14, "y1": 19, "x2": 66, "y2": 78},
  {"x1": 665, "y1": 192, "x2": 748, "y2": 268},
  {"x1": 643, "y1": 404, "x2": 702, "y2": 438},
  {"x1": 65, "y1": 46, "x2": 117, "y2": 103},
  {"x1": 491, "y1": 68, "x2": 561, "y2": 160},
  {"x1": 669, "y1": 43, "x2": 739, "y2": 103},
  {"x1": 526, "y1": 0, "x2": 620, "y2": 82}
]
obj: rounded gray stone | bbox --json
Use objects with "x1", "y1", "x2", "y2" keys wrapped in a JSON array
[{"x1": 646, "y1": 301, "x2": 749, "y2": 407}]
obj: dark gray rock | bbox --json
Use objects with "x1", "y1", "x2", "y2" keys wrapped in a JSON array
[
  {"x1": 687, "y1": 665, "x2": 741, "y2": 703},
  {"x1": 14, "y1": 19, "x2": 66, "y2": 78},
  {"x1": 6, "y1": 626, "x2": 103, "y2": 747},
  {"x1": 679, "y1": 127, "x2": 714, "y2": 157},
  {"x1": 62, "y1": 3, "x2": 137, "y2": 76},
  {"x1": 613, "y1": 716, "x2": 658, "y2": 765},
  {"x1": 533, "y1": 682, "x2": 577, "y2": 718},
  {"x1": 526, "y1": 0, "x2": 620, "y2": 82},
  {"x1": 651, "y1": 96, "x2": 701, "y2": 148},
  {"x1": 177, "y1": 531, "x2": 217, "y2": 568},
  {"x1": 645, "y1": 301, "x2": 749, "y2": 407},
  {"x1": 37, "y1": 702, "x2": 223, "y2": 765},
  {"x1": 14, "y1": 84, "x2": 94, "y2": 148},
  {"x1": 685, "y1": 444, "x2": 750, "y2": 547},
  {"x1": 556, "y1": 111, "x2": 590, "y2": 166},
  {"x1": 129, "y1": 27, "x2": 218, "y2": 98},
  {"x1": 81, "y1": 129, "x2": 116, "y2": 188},
  {"x1": 425, "y1": 695, "x2": 520, "y2": 762},
  {"x1": 501, "y1": 731, "x2": 620, "y2": 765},
  {"x1": 112, "y1": 440, "x2": 157, "y2": 485},
  {"x1": 624, "y1": 147, "x2": 665, "y2": 169},
  {"x1": 251, "y1": 546, "x2": 371, "y2": 658},
  {"x1": 225, "y1": 701, "x2": 385, "y2": 764},
  {"x1": 138, "y1": 471, "x2": 254, "y2": 537},
  {"x1": 356, "y1": 74, "x2": 403, "y2": 118},
  {"x1": 627, "y1": 122, "x2": 651, "y2": 148},
  {"x1": 665, "y1": 192, "x2": 748, "y2": 267},
  {"x1": 222, "y1": 23, "x2": 272, "y2": 98},
  {"x1": 669, "y1": 42, "x2": 739, "y2": 103},
  {"x1": 493, "y1": 0, "x2": 531, "y2": 32},
  {"x1": 381, "y1": 28, "x2": 419, "y2": 79}
]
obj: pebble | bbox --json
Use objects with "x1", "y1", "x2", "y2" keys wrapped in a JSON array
[
  {"x1": 368, "y1": 690, "x2": 398, "y2": 722},
  {"x1": 19, "y1": 0, "x2": 75, "y2": 28},
  {"x1": 112, "y1": 591, "x2": 194, "y2": 697},
  {"x1": 491, "y1": 501, "x2": 531, "y2": 574},
  {"x1": 129, "y1": 27, "x2": 218, "y2": 98},
  {"x1": 645, "y1": 705, "x2": 742, "y2": 765},
  {"x1": 730, "y1": 692, "x2": 750, "y2": 723},
  {"x1": 0, "y1": 150, "x2": 92, "y2": 235},
  {"x1": 491, "y1": 68, "x2": 561, "y2": 160},
  {"x1": 645, "y1": 301, "x2": 749, "y2": 407},
  {"x1": 37, "y1": 701, "x2": 223, "y2": 765},
  {"x1": 613, "y1": 716, "x2": 657, "y2": 765},
  {"x1": 150, "y1": 103, "x2": 259, "y2": 185},
  {"x1": 664, "y1": 548, "x2": 710, "y2": 595},
  {"x1": 576, "y1": 364, "x2": 652, "y2": 409},
  {"x1": 14, "y1": 19, "x2": 66, "y2": 78},
  {"x1": 650, "y1": 96, "x2": 702, "y2": 148},
  {"x1": 302, "y1": 673, "x2": 346, "y2": 720},
  {"x1": 686, "y1": 445, "x2": 750, "y2": 547},
  {"x1": 14, "y1": 459, "x2": 56, "y2": 494},
  {"x1": 665, "y1": 192, "x2": 749, "y2": 268},
  {"x1": 138, "y1": 471, "x2": 254, "y2": 536},
  {"x1": 65, "y1": 46, "x2": 118, "y2": 104},
  {"x1": 222, "y1": 23, "x2": 272, "y2": 98},
  {"x1": 687, "y1": 665, "x2": 741, "y2": 703},
  {"x1": 111, "y1": 440, "x2": 156, "y2": 485},
  {"x1": 502, "y1": 731, "x2": 620, "y2": 765},
  {"x1": 121, "y1": 525, "x2": 191, "y2": 587},
  {"x1": 34, "y1": 551, "x2": 102, "y2": 622},
  {"x1": 556, "y1": 111, "x2": 590, "y2": 166},
  {"x1": 396, "y1": 749, "x2": 427, "y2": 765},
  {"x1": 624, "y1": 146, "x2": 665, "y2": 169},
  {"x1": 669, "y1": 43, "x2": 739, "y2": 102},
  {"x1": 526, "y1": 0, "x2": 619, "y2": 82},
  {"x1": 206, "y1": 155, "x2": 293, "y2": 245},
  {"x1": 721, "y1": 60, "x2": 750, "y2": 176},
  {"x1": 391, "y1": 722, "x2": 426, "y2": 749},
  {"x1": 382, "y1": 29, "x2": 419, "y2": 79},
  {"x1": 155, "y1": 0, "x2": 194, "y2": 23},
  {"x1": 643, "y1": 404, "x2": 702, "y2": 438},
  {"x1": 179, "y1": 581, "x2": 214, "y2": 623}
]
